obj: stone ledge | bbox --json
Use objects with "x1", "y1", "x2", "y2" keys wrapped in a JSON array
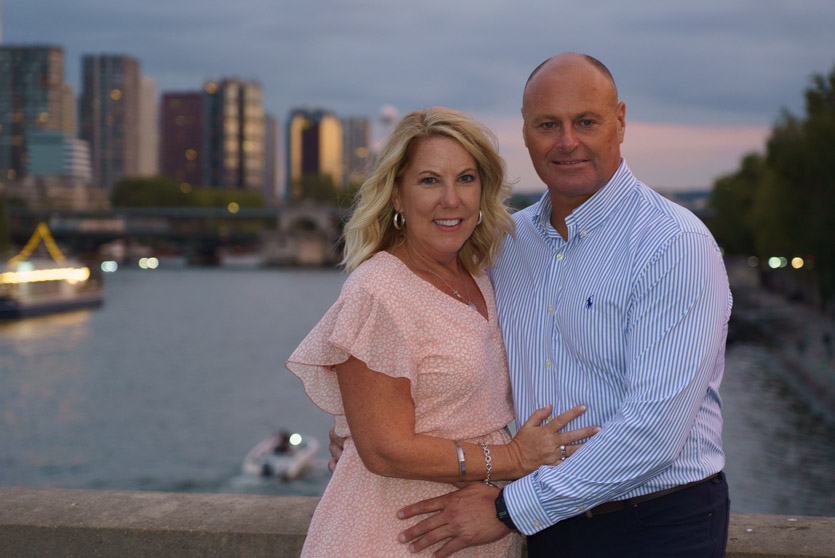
[{"x1": 1, "y1": 487, "x2": 833, "y2": 557}]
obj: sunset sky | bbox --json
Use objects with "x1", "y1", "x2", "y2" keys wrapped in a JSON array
[{"x1": 4, "y1": 0, "x2": 833, "y2": 192}]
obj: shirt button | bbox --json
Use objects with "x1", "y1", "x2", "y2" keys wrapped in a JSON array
[
  {"x1": 533, "y1": 520, "x2": 540, "y2": 528},
  {"x1": 578, "y1": 505, "x2": 585, "y2": 510},
  {"x1": 556, "y1": 253, "x2": 564, "y2": 261},
  {"x1": 580, "y1": 230, "x2": 588, "y2": 237},
  {"x1": 547, "y1": 306, "x2": 554, "y2": 313},
  {"x1": 545, "y1": 360, "x2": 552, "y2": 368}
]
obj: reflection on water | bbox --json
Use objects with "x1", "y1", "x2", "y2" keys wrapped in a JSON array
[
  {"x1": 722, "y1": 344, "x2": 835, "y2": 516},
  {"x1": 0, "y1": 266, "x2": 833, "y2": 517}
]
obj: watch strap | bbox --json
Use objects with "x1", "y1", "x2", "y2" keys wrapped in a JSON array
[{"x1": 495, "y1": 487, "x2": 518, "y2": 532}]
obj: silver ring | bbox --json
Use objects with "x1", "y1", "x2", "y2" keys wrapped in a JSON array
[{"x1": 560, "y1": 445, "x2": 566, "y2": 461}]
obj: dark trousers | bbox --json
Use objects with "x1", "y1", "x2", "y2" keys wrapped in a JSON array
[{"x1": 527, "y1": 472, "x2": 730, "y2": 558}]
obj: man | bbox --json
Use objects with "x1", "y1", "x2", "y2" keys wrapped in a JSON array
[{"x1": 395, "y1": 53, "x2": 732, "y2": 557}]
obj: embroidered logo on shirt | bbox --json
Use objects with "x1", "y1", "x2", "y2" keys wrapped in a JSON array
[{"x1": 585, "y1": 296, "x2": 593, "y2": 309}]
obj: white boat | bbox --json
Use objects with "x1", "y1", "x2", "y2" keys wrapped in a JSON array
[
  {"x1": 0, "y1": 223, "x2": 103, "y2": 319},
  {"x1": 242, "y1": 431, "x2": 319, "y2": 480}
]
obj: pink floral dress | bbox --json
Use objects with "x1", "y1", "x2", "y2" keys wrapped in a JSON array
[{"x1": 286, "y1": 251, "x2": 521, "y2": 557}]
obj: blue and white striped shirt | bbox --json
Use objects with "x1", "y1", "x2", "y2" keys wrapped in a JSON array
[{"x1": 490, "y1": 160, "x2": 732, "y2": 535}]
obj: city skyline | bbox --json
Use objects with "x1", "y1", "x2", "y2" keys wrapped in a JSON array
[{"x1": 3, "y1": 0, "x2": 833, "y2": 191}]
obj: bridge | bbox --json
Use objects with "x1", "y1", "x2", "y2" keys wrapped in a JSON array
[
  {"x1": 4, "y1": 204, "x2": 349, "y2": 266},
  {"x1": 0, "y1": 487, "x2": 832, "y2": 557}
]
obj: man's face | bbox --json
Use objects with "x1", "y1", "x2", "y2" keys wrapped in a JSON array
[{"x1": 522, "y1": 58, "x2": 626, "y2": 208}]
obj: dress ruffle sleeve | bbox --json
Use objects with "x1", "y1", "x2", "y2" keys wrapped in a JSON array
[{"x1": 285, "y1": 271, "x2": 417, "y2": 417}]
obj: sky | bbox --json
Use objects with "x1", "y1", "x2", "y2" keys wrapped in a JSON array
[{"x1": 4, "y1": 0, "x2": 834, "y2": 192}]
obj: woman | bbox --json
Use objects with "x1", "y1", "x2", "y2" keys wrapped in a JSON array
[{"x1": 286, "y1": 107, "x2": 597, "y2": 557}]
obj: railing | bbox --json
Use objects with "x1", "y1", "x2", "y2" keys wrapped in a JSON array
[{"x1": 0, "y1": 487, "x2": 832, "y2": 557}]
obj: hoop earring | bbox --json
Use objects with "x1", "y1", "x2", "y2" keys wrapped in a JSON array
[
  {"x1": 393, "y1": 212, "x2": 405, "y2": 230},
  {"x1": 477, "y1": 210, "x2": 483, "y2": 225}
]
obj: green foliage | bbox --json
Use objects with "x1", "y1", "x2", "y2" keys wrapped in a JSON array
[
  {"x1": 111, "y1": 176, "x2": 265, "y2": 209},
  {"x1": 0, "y1": 196, "x2": 10, "y2": 255},
  {"x1": 189, "y1": 188, "x2": 265, "y2": 208},
  {"x1": 289, "y1": 174, "x2": 338, "y2": 204},
  {"x1": 708, "y1": 154, "x2": 763, "y2": 255},
  {"x1": 111, "y1": 176, "x2": 191, "y2": 207},
  {"x1": 336, "y1": 180, "x2": 363, "y2": 209},
  {"x1": 709, "y1": 63, "x2": 835, "y2": 300}
]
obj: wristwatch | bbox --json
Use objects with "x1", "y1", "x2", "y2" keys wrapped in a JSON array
[{"x1": 494, "y1": 487, "x2": 518, "y2": 532}]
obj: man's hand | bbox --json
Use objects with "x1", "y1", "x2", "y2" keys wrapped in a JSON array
[
  {"x1": 397, "y1": 483, "x2": 510, "y2": 557},
  {"x1": 327, "y1": 427, "x2": 344, "y2": 474}
]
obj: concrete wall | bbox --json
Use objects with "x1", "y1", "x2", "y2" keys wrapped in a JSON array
[{"x1": 1, "y1": 487, "x2": 833, "y2": 558}]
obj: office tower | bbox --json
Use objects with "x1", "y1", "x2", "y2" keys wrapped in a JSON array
[
  {"x1": 0, "y1": 45, "x2": 65, "y2": 183},
  {"x1": 263, "y1": 114, "x2": 279, "y2": 202},
  {"x1": 342, "y1": 116, "x2": 371, "y2": 186},
  {"x1": 79, "y1": 54, "x2": 140, "y2": 190},
  {"x1": 27, "y1": 131, "x2": 91, "y2": 181},
  {"x1": 286, "y1": 108, "x2": 343, "y2": 199},
  {"x1": 60, "y1": 82, "x2": 76, "y2": 137},
  {"x1": 137, "y1": 75, "x2": 158, "y2": 176},
  {"x1": 202, "y1": 79, "x2": 265, "y2": 191},
  {"x1": 159, "y1": 92, "x2": 203, "y2": 189}
]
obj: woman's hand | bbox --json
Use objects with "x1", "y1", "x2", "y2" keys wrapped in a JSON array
[
  {"x1": 327, "y1": 426, "x2": 345, "y2": 473},
  {"x1": 506, "y1": 404, "x2": 600, "y2": 475}
]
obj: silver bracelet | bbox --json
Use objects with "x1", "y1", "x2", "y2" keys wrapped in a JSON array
[
  {"x1": 455, "y1": 441, "x2": 466, "y2": 481},
  {"x1": 479, "y1": 442, "x2": 497, "y2": 488}
]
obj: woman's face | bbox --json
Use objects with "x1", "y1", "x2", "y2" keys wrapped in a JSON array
[{"x1": 392, "y1": 136, "x2": 482, "y2": 265}]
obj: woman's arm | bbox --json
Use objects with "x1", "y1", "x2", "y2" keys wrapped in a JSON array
[{"x1": 336, "y1": 356, "x2": 598, "y2": 483}]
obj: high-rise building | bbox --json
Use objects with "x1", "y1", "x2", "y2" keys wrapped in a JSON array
[
  {"x1": 159, "y1": 92, "x2": 203, "y2": 189},
  {"x1": 60, "y1": 82, "x2": 76, "y2": 137},
  {"x1": 0, "y1": 45, "x2": 65, "y2": 184},
  {"x1": 202, "y1": 79, "x2": 265, "y2": 191},
  {"x1": 263, "y1": 114, "x2": 279, "y2": 203},
  {"x1": 27, "y1": 131, "x2": 91, "y2": 181},
  {"x1": 79, "y1": 54, "x2": 140, "y2": 190},
  {"x1": 342, "y1": 116, "x2": 371, "y2": 186},
  {"x1": 137, "y1": 75, "x2": 158, "y2": 176},
  {"x1": 286, "y1": 108, "x2": 343, "y2": 199}
]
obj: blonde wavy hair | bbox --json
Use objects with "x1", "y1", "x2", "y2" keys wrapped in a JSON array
[{"x1": 341, "y1": 107, "x2": 515, "y2": 274}]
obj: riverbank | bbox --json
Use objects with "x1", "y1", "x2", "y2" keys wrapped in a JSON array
[{"x1": 726, "y1": 257, "x2": 835, "y2": 415}]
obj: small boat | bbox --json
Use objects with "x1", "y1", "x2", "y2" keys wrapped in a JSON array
[
  {"x1": 0, "y1": 223, "x2": 103, "y2": 319},
  {"x1": 242, "y1": 431, "x2": 319, "y2": 480}
]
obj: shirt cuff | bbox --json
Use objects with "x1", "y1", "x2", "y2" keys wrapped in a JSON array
[{"x1": 503, "y1": 474, "x2": 553, "y2": 535}]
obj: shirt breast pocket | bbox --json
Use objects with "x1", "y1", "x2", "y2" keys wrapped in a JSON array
[{"x1": 557, "y1": 290, "x2": 626, "y2": 371}]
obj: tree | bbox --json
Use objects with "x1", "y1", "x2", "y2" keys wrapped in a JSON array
[
  {"x1": 708, "y1": 153, "x2": 764, "y2": 255},
  {"x1": 709, "y1": 63, "x2": 835, "y2": 300},
  {"x1": 336, "y1": 180, "x2": 363, "y2": 209},
  {"x1": 288, "y1": 174, "x2": 338, "y2": 204},
  {"x1": 111, "y1": 176, "x2": 191, "y2": 207},
  {"x1": 111, "y1": 176, "x2": 266, "y2": 209},
  {"x1": 0, "y1": 197, "x2": 10, "y2": 256},
  {"x1": 190, "y1": 188, "x2": 265, "y2": 209}
]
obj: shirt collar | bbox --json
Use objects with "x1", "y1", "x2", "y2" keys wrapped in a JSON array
[{"x1": 531, "y1": 159, "x2": 638, "y2": 240}]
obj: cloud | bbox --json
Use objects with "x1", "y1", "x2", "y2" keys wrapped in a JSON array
[
  {"x1": 5, "y1": 0, "x2": 832, "y2": 127},
  {"x1": 2, "y1": 0, "x2": 824, "y2": 188}
]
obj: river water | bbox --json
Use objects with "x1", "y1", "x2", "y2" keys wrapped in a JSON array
[{"x1": 1, "y1": 263, "x2": 833, "y2": 517}]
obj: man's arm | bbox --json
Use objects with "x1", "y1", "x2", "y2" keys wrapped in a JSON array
[
  {"x1": 503, "y1": 232, "x2": 730, "y2": 532},
  {"x1": 400, "y1": 232, "x2": 731, "y2": 549}
]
